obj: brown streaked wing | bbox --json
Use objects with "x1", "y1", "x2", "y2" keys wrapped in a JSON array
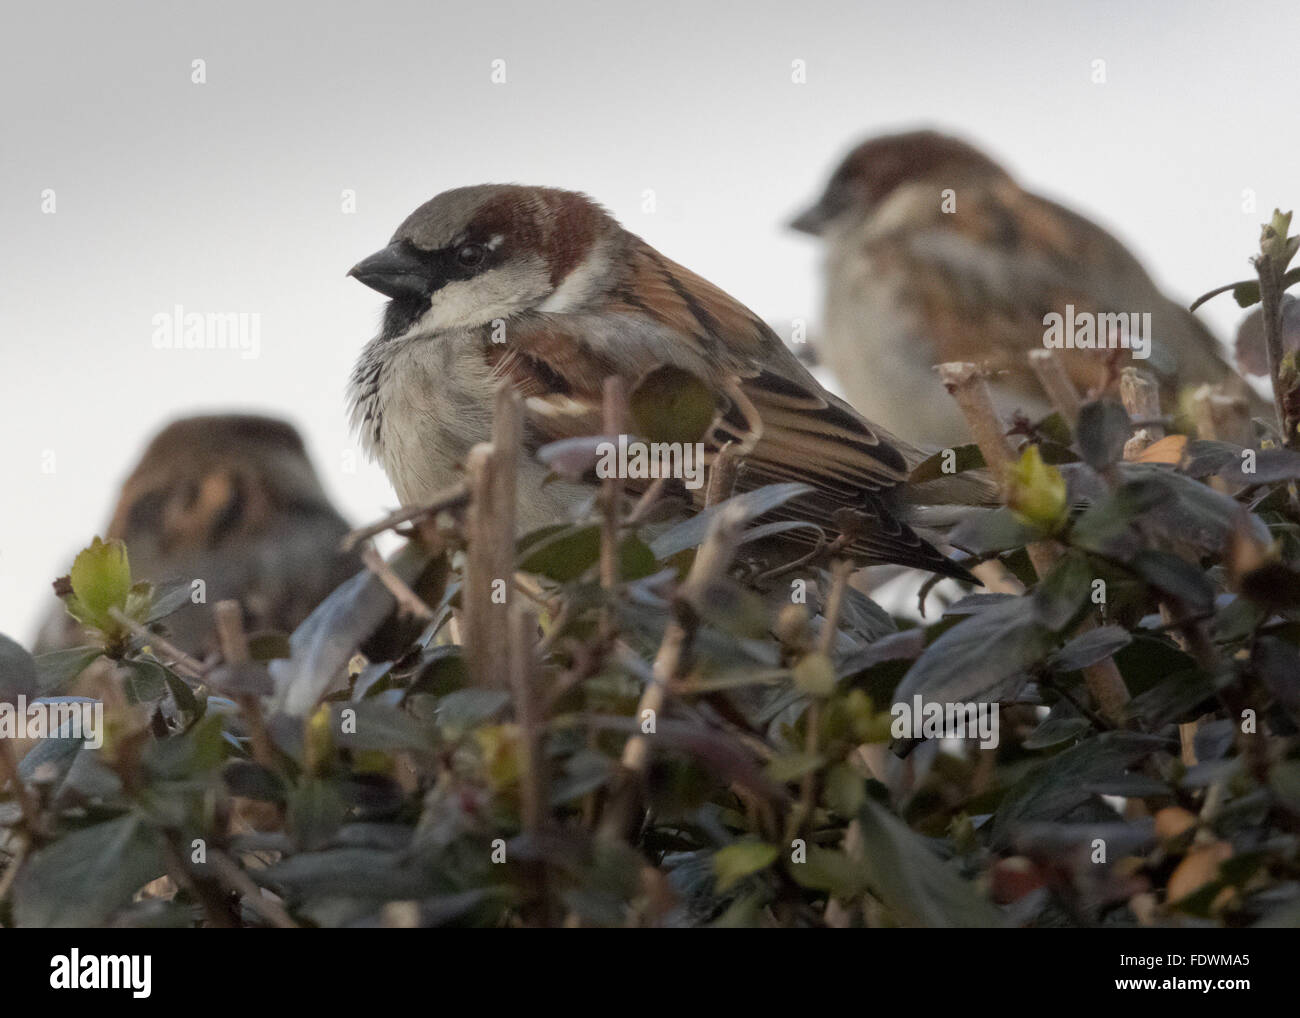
[
  {"x1": 604, "y1": 239, "x2": 776, "y2": 363},
  {"x1": 865, "y1": 177, "x2": 1131, "y2": 396},
  {"x1": 486, "y1": 297, "x2": 967, "y2": 578}
]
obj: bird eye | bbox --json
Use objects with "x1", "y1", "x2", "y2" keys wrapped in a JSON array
[{"x1": 456, "y1": 243, "x2": 486, "y2": 268}]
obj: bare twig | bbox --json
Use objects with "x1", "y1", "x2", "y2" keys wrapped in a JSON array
[
  {"x1": 600, "y1": 378, "x2": 628, "y2": 595},
  {"x1": 1191, "y1": 385, "x2": 1253, "y2": 450},
  {"x1": 1255, "y1": 250, "x2": 1293, "y2": 444},
  {"x1": 463, "y1": 384, "x2": 523, "y2": 686},
  {"x1": 626, "y1": 476, "x2": 669, "y2": 525},
  {"x1": 0, "y1": 742, "x2": 40, "y2": 837},
  {"x1": 940, "y1": 359, "x2": 1131, "y2": 724},
  {"x1": 1029, "y1": 348, "x2": 1083, "y2": 426},
  {"x1": 214, "y1": 600, "x2": 276, "y2": 771},
  {"x1": 359, "y1": 545, "x2": 434, "y2": 621},
  {"x1": 1119, "y1": 372, "x2": 1200, "y2": 761},
  {"x1": 208, "y1": 847, "x2": 299, "y2": 928},
  {"x1": 705, "y1": 441, "x2": 740, "y2": 508},
  {"x1": 341, "y1": 483, "x2": 469, "y2": 552},
  {"x1": 0, "y1": 831, "x2": 28, "y2": 901},
  {"x1": 508, "y1": 604, "x2": 547, "y2": 835},
  {"x1": 786, "y1": 559, "x2": 851, "y2": 842},
  {"x1": 1120, "y1": 368, "x2": 1165, "y2": 458},
  {"x1": 108, "y1": 606, "x2": 206, "y2": 682},
  {"x1": 599, "y1": 503, "x2": 747, "y2": 840}
]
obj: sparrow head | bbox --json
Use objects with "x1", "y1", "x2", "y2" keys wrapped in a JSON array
[
  {"x1": 108, "y1": 414, "x2": 336, "y2": 555},
  {"x1": 350, "y1": 184, "x2": 618, "y2": 339},
  {"x1": 790, "y1": 129, "x2": 1008, "y2": 235}
]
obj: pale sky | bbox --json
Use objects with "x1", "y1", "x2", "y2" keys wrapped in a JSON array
[{"x1": 2, "y1": 0, "x2": 1298, "y2": 642}]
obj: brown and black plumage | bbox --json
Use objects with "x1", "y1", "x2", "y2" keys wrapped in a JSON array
[
  {"x1": 792, "y1": 130, "x2": 1267, "y2": 446},
  {"x1": 35, "y1": 415, "x2": 361, "y2": 655},
  {"x1": 349, "y1": 184, "x2": 982, "y2": 581}
]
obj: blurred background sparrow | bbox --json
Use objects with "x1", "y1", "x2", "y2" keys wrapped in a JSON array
[
  {"x1": 1235, "y1": 294, "x2": 1300, "y2": 379},
  {"x1": 33, "y1": 415, "x2": 361, "y2": 656},
  {"x1": 791, "y1": 129, "x2": 1269, "y2": 447},
  {"x1": 349, "y1": 184, "x2": 990, "y2": 582}
]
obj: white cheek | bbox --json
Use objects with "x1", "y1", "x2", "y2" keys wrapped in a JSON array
[
  {"x1": 418, "y1": 278, "x2": 496, "y2": 332},
  {"x1": 538, "y1": 245, "x2": 609, "y2": 312},
  {"x1": 409, "y1": 262, "x2": 551, "y2": 335}
]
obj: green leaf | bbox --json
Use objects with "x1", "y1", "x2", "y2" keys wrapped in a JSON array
[
  {"x1": 33, "y1": 646, "x2": 102, "y2": 695},
  {"x1": 271, "y1": 542, "x2": 437, "y2": 718},
  {"x1": 823, "y1": 762, "x2": 867, "y2": 816},
  {"x1": 897, "y1": 597, "x2": 1055, "y2": 704},
  {"x1": 1131, "y1": 550, "x2": 1215, "y2": 614},
  {"x1": 0, "y1": 633, "x2": 39, "y2": 701},
  {"x1": 120, "y1": 658, "x2": 169, "y2": 704},
  {"x1": 65, "y1": 537, "x2": 133, "y2": 631},
  {"x1": 909, "y1": 443, "x2": 986, "y2": 484},
  {"x1": 713, "y1": 841, "x2": 780, "y2": 893},
  {"x1": 648, "y1": 483, "x2": 814, "y2": 559},
  {"x1": 435, "y1": 688, "x2": 511, "y2": 731},
  {"x1": 765, "y1": 752, "x2": 824, "y2": 783},
  {"x1": 145, "y1": 580, "x2": 192, "y2": 623},
  {"x1": 1049, "y1": 625, "x2": 1131, "y2": 672},
  {"x1": 1022, "y1": 716, "x2": 1091, "y2": 749},
  {"x1": 793, "y1": 652, "x2": 836, "y2": 697},
  {"x1": 335, "y1": 701, "x2": 435, "y2": 753},
  {"x1": 948, "y1": 507, "x2": 1037, "y2": 555},
  {"x1": 629, "y1": 365, "x2": 717, "y2": 445},
  {"x1": 1006, "y1": 445, "x2": 1068, "y2": 532},
  {"x1": 13, "y1": 814, "x2": 164, "y2": 927},
  {"x1": 518, "y1": 525, "x2": 655, "y2": 582},
  {"x1": 1075, "y1": 400, "x2": 1131, "y2": 471},
  {"x1": 1032, "y1": 550, "x2": 1093, "y2": 631},
  {"x1": 288, "y1": 778, "x2": 347, "y2": 851},
  {"x1": 222, "y1": 759, "x2": 287, "y2": 803},
  {"x1": 991, "y1": 732, "x2": 1168, "y2": 845},
  {"x1": 788, "y1": 845, "x2": 867, "y2": 899},
  {"x1": 855, "y1": 799, "x2": 1002, "y2": 927}
]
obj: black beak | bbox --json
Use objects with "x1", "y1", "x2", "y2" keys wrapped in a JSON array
[
  {"x1": 788, "y1": 204, "x2": 827, "y2": 236},
  {"x1": 348, "y1": 243, "x2": 430, "y2": 300}
]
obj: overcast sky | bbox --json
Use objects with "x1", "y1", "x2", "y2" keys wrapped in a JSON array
[{"x1": 3, "y1": 0, "x2": 1298, "y2": 642}]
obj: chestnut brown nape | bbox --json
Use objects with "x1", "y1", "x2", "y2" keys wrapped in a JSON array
[
  {"x1": 837, "y1": 129, "x2": 1009, "y2": 206},
  {"x1": 136, "y1": 414, "x2": 309, "y2": 465}
]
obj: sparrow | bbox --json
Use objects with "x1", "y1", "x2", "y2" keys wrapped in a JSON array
[
  {"x1": 34, "y1": 415, "x2": 362, "y2": 656},
  {"x1": 790, "y1": 129, "x2": 1268, "y2": 447},
  {"x1": 1235, "y1": 294, "x2": 1300, "y2": 379},
  {"x1": 348, "y1": 184, "x2": 982, "y2": 581}
]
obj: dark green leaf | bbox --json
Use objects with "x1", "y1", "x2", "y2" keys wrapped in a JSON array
[
  {"x1": 1131, "y1": 550, "x2": 1215, "y2": 614},
  {"x1": 335, "y1": 701, "x2": 435, "y2": 753},
  {"x1": 13, "y1": 814, "x2": 164, "y2": 927},
  {"x1": 0, "y1": 633, "x2": 39, "y2": 701},
  {"x1": 855, "y1": 799, "x2": 1002, "y2": 927},
  {"x1": 1050, "y1": 625, "x2": 1131, "y2": 672},
  {"x1": 33, "y1": 646, "x2": 102, "y2": 695},
  {"x1": 992, "y1": 732, "x2": 1169, "y2": 845},
  {"x1": 120, "y1": 658, "x2": 168, "y2": 704},
  {"x1": 1076, "y1": 400, "x2": 1131, "y2": 470},
  {"x1": 648, "y1": 483, "x2": 813, "y2": 559},
  {"x1": 896, "y1": 598, "x2": 1054, "y2": 703},
  {"x1": 909, "y1": 443, "x2": 986, "y2": 484}
]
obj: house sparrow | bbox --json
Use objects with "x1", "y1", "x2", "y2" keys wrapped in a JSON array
[
  {"x1": 1235, "y1": 294, "x2": 1300, "y2": 379},
  {"x1": 348, "y1": 184, "x2": 980, "y2": 580},
  {"x1": 791, "y1": 129, "x2": 1268, "y2": 447},
  {"x1": 34, "y1": 415, "x2": 361, "y2": 656}
]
